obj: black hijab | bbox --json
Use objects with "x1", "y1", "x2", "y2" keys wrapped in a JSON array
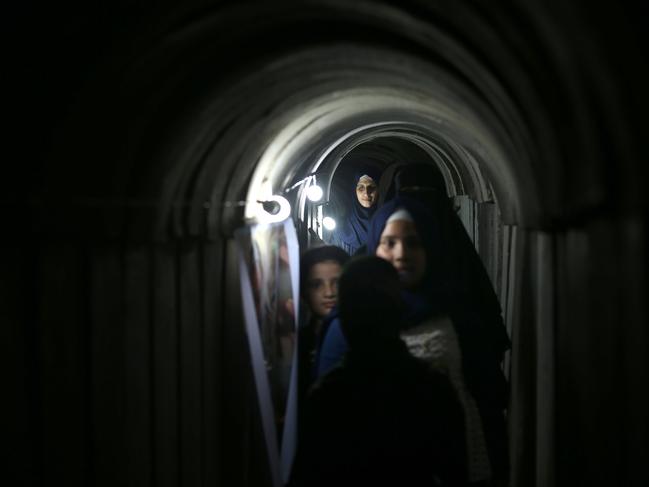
[
  {"x1": 366, "y1": 194, "x2": 511, "y2": 479},
  {"x1": 393, "y1": 165, "x2": 511, "y2": 356},
  {"x1": 366, "y1": 195, "x2": 510, "y2": 381},
  {"x1": 365, "y1": 195, "x2": 460, "y2": 317}
]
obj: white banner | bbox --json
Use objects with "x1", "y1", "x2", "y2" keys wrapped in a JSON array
[{"x1": 236, "y1": 218, "x2": 300, "y2": 486}]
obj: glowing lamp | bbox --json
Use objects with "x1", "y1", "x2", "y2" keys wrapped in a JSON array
[
  {"x1": 306, "y1": 184, "x2": 324, "y2": 202},
  {"x1": 322, "y1": 216, "x2": 336, "y2": 231}
]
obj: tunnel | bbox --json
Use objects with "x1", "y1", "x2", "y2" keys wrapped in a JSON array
[{"x1": 5, "y1": 1, "x2": 648, "y2": 486}]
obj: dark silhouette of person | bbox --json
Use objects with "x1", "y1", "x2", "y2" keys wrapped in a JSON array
[{"x1": 291, "y1": 256, "x2": 467, "y2": 487}]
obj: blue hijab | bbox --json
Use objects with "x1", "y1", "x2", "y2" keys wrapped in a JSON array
[
  {"x1": 365, "y1": 195, "x2": 455, "y2": 318},
  {"x1": 337, "y1": 167, "x2": 381, "y2": 255}
]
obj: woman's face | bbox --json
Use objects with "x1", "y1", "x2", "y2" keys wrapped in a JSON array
[
  {"x1": 375, "y1": 220, "x2": 427, "y2": 289},
  {"x1": 305, "y1": 260, "x2": 343, "y2": 318},
  {"x1": 356, "y1": 175, "x2": 378, "y2": 208}
]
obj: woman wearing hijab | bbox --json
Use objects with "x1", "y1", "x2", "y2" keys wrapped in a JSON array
[
  {"x1": 394, "y1": 163, "x2": 508, "y2": 362},
  {"x1": 333, "y1": 166, "x2": 381, "y2": 255},
  {"x1": 316, "y1": 195, "x2": 510, "y2": 486}
]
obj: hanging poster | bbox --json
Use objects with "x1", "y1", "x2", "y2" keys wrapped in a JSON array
[{"x1": 236, "y1": 218, "x2": 300, "y2": 486}]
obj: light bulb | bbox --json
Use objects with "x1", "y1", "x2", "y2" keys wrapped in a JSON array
[
  {"x1": 306, "y1": 184, "x2": 324, "y2": 202},
  {"x1": 322, "y1": 216, "x2": 336, "y2": 231}
]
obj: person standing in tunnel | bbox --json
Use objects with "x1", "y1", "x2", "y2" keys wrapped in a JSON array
[
  {"x1": 332, "y1": 165, "x2": 381, "y2": 255},
  {"x1": 298, "y1": 245, "x2": 350, "y2": 402},
  {"x1": 317, "y1": 196, "x2": 510, "y2": 485},
  {"x1": 392, "y1": 165, "x2": 511, "y2": 484},
  {"x1": 291, "y1": 256, "x2": 467, "y2": 487},
  {"x1": 393, "y1": 163, "x2": 509, "y2": 366}
]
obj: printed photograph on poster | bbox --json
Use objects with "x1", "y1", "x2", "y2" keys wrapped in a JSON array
[{"x1": 237, "y1": 218, "x2": 300, "y2": 486}]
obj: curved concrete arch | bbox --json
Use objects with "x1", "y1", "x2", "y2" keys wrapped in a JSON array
[
  {"x1": 44, "y1": 0, "x2": 574, "y2": 239},
  {"x1": 160, "y1": 43, "x2": 540, "y2": 232}
]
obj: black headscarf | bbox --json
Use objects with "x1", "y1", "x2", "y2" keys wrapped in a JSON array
[
  {"x1": 336, "y1": 166, "x2": 381, "y2": 255},
  {"x1": 365, "y1": 195, "x2": 460, "y2": 318},
  {"x1": 392, "y1": 165, "x2": 511, "y2": 358},
  {"x1": 365, "y1": 194, "x2": 511, "y2": 384},
  {"x1": 338, "y1": 256, "x2": 405, "y2": 350}
]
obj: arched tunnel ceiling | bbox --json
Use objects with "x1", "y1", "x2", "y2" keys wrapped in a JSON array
[
  {"x1": 39, "y1": 0, "x2": 648, "y2": 240},
  {"x1": 315, "y1": 135, "x2": 475, "y2": 202},
  {"x1": 241, "y1": 73, "x2": 527, "y2": 225}
]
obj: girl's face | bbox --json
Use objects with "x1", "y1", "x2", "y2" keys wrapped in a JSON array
[
  {"x1": 356, "y1": 175, "x2": 378, "y2": 208},
  {"x1": 375, "y1": 219, "x2": 427, "y2": 289},
  {"x1": 305, "y1": 260, "x2": 342, "y2": 318}
]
